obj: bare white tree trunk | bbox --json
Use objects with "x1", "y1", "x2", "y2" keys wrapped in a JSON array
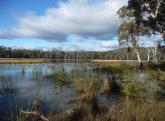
[
  {"x1": 154, "y1": 0, "x2": 161, "y2": 18},
  {"x1": 127, "y1": 54, "x2": 129, "y2": 60},
  {"x1": 135, "y1": 48, "x2": 141, "y2": 63},
  {"x1": 152, "y1": 47, "x2": 157, "y2": 62},
  {"x1": 147, "y1": 48, "x2": 151, "y2": 62}
]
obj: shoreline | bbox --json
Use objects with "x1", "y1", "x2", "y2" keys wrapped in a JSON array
[{"x1": 0, "y1": 58, "x2": 45, "y2": 64}]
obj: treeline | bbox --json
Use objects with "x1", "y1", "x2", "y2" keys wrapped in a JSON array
[{"x1": 0, "y1": 46, "x2": 165, "y2": 61}]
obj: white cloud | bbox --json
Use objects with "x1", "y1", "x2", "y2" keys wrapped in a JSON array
[
  {"x1": 100, "y1": 38, "x2": 119, "y2": 49},
  {"x1": 61, "y1": 35, "x2": 120, "y2": 51},
  {"x1": 139, "y1": 35, "x2": 164, "y2": 47},
  {"x1": 0, "y1": 0, "x2": 127, "y2": 41}
]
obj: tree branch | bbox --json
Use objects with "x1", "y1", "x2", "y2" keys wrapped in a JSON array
[
  {"x1": 144, "y1": 0, "x2": 161, "y2": 19},
  {"x1": 155, "y1": 0, "x2": 161, "y2": 18}
]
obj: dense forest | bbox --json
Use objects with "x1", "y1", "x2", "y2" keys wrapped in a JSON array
[{"x1": 0, "y1": 46, "x2": 164, "y2": 61}]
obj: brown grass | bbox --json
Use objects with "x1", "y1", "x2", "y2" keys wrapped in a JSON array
[
  {"x1": 92, "y1": 60, "x2": 140, "y2": 65},
  {"x1": 109, "y1": 99, "x2": 165, "y2": 121},
  {"x1": 0, "y1": 58, "x2": 45, "y2": 64},
  {"x1": 48, "y1": 98, "x2": 165, "y2": 121}
]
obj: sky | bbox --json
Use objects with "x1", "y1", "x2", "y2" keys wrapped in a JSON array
[{"x1": 0, "y1": 0, "x2": 129, "y2": 51}]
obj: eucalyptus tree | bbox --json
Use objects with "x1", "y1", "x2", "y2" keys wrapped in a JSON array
[
  {"x1": 126, "y1": 0, "x2": 165, "y2": 62},
  {"x1": 130, "y1": 0, "x2": 165, "y2": 40},
  {"x1": 117, "y1": 6, "x2": 149, "y2": 63}
]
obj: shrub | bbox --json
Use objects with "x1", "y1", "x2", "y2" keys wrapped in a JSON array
[
  {"x1": 159, "y1": 71, "x2": 165, "y2": 81},
  {"x1": 144, "y1": 81, "x2": 165, "y2": 100},
  {"x1": 48, "y1": 69, "x2": 70, "y2": 85},
  {"x1": 123, "y1": 83, "x2": 142, "y2": 97},
  {"x1": 123, "y1": 80, "x2": 165, "y2": 100}
]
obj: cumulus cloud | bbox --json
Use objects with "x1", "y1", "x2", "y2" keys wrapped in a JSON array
[
  {"x1": 0, "y1": 0, "x2": 127, "y2": 41},
  {"x1": 4, "y1": 37, "x2": 120, "y2": 51},
  {"x1": 100, "y1": 37, "x2": 119, "y2": 49},
  {"x1": 61, "y1": 35, "x2": 120, "y2": 51},
  {"x1": 0, "y1": 30, "x2": 15, "y2": 39}
]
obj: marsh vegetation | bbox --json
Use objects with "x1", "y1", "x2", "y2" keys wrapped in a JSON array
[{"x1": 0, "y1": 61, "x2": 165, "y2": 121}]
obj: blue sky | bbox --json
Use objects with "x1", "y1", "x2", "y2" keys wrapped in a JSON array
[
  {"x1": 0, "y1": 0, "x2": 59, "y2": 28},
  {"x1": 0, "y1": 0, "x2": 127, "y2": 51}
]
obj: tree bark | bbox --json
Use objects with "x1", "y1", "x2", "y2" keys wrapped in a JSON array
[
  {"x1": 134, "y1": 48, "x2": 141, "y2": 63},
  {"x1": 152, "y1": 47, "x2": 158, "y2": 62},
  {"x1": 147, "y1": 48, "x2": 151, "y2": 62}
]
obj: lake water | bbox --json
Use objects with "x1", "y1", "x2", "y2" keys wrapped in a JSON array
[{"x1": 0, "y1": 63, "x2": 120, "y2": 121}]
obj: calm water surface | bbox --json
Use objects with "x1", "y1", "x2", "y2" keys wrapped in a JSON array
[{"x1": 0, "y1": 63, "x2": 120, "y2": 121}]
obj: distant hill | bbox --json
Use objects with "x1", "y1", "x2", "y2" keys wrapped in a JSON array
[{"x1": 0, "y1": 46, "x2": 165, "y2": 61}]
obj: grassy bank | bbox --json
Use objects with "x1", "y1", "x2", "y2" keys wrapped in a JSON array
[
  {"x1": 0, "y1": 58, "x2": 45, "y2": 64},
  {"x1": 92, "y1": 60, "x2": 141, "y2": 64}
]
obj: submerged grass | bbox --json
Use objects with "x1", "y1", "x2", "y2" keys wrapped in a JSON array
[
  {"x1": 53, "y1": 70, "x2": 69, "y2": 84},
  {"x1": 16, "y1": 114, "x2": 26, "y2": 121},
  {"x1": 0, "y1": 87, "x2": 16, "y2": 94},
  {"x1": 0, "y1": 79, "x2": 16, "y2": 94},
  {"x1": 46, "y1": 69, "x2": 71, "y2": 85}
]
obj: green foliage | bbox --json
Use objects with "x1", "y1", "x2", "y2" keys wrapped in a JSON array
[
  {"x1": 124, "y1": 83, "x2": 142, "y2": 97},
  {"x1": 0, "y1": 46, "x2": 165, "y2": 61},
  {"x1": 16, "y1": 114, "x2": 26, "y2": 121},
  {"x1": 0, "y1": 87, "x2": 15, "y2": 94},
  {"x1": 117, "y1": 4, "x2": 138, "y2": 48},
  {"x1": 51, "y1": 69, "x2": 70, "y2": 85},
  {"x1": 123, "y1": 80, "x2": 165, "y2": 100},
  {"x1": 94, "y1": 62, "x2": 136, "y2": 75},
  {"x1": 71, "y1": 69, "x2": 80, "y2": 78},
  {"x1": 160, "y1": 71, "x2": 165, "y2": 81},
  {"x1": 144, "y1": 81, "x2": 165, "y2": 100},
  {"x1": 69, "y1": 76, "x2": 101, "y2": 104},
  {"x1": 71, "y1": 68, "x2": 89, "y2": 79},
  {"x1": 117, "y1": 6, "x2": 134, "y2": 19},
  {"x1": 0, "y1": 79, "x2": 16, "y2": 94},
  {"x1": 127, "y1": 0, "x2": 165, "y2": 41},
  {"x1": 118, "y1": 20, "x2": 136, "y2": 46},
  {"x1": 144, "y1": 70, "x2": 159, "y2": 81}
]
